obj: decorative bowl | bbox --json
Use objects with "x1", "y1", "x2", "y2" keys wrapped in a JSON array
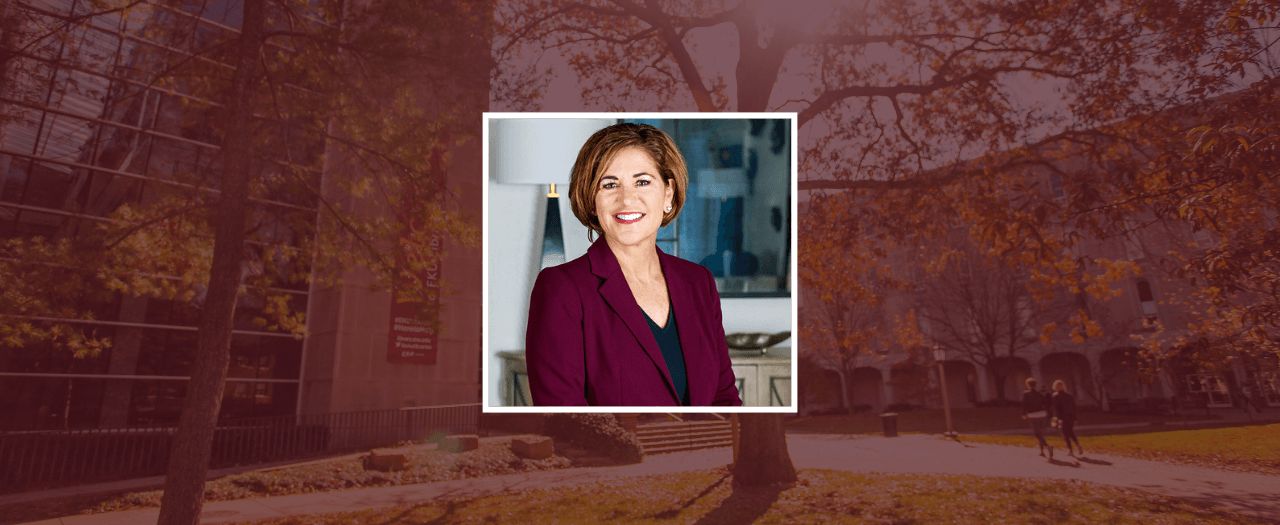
[{"x1": 725, "y1": 331, "x2": 791, "y2": 350}]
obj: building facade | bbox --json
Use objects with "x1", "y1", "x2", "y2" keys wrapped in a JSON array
[
  {"x1": 799, "y1": 177, "x2": 1280, "y2": 415},
  {"x1": 0, "y1": 0, "x2": 482, "y2": 431}
]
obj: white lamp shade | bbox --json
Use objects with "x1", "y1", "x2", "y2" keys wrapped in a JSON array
[{"x1": 491, "y1": 118, "x2": 616, "y2": 184}]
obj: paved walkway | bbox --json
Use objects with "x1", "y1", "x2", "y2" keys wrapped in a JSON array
[{"x1": 17, "y1": 433, "x2": 1280, "y2": 524}]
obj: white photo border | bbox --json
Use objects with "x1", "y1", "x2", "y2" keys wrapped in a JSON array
[{"x1": 482, "y1": 112, "x2": 799, "y2": 413}]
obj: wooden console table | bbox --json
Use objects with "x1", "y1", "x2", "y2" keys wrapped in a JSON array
[{"x1": 496, "y1": 347, "x2": 791, "y2": 407}]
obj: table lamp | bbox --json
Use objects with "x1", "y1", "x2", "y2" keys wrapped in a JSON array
[{"x1": 491, "y1": 118, "x2": 615, "y2": 269}]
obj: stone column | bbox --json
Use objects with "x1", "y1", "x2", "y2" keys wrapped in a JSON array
[
  {"x1": 881, "y1": 378, "x2": 896, "y2": 408},
  {"x1": 973, "y1": 363, "x2": 992, "y2": 402}
]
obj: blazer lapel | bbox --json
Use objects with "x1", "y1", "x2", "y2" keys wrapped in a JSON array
[
  {"x1": 588, "y1": 239, "x2": 678, "y2": 401},
  {"x1": 661, "y1": 250, "x2": 710, "y2": 406}
]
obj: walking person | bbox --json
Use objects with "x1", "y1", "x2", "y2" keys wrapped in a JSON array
[
  {"x1": 1051, "y1": 380, "x2": 1083, "y2": 456},
  {"x1": 1021, "y1": 377, "x2": 1053, "y2": 459}
]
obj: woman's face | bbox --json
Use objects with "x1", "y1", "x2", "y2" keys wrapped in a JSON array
[{"x1": 594, "y1": 146, "x2": 674, "y2": 249}]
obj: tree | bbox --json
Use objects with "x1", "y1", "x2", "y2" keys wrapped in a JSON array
[
  {"x1": 1, "y1": 0, "x2": 486, "y2": 522},
  {"x1": 732, "y1": 408, "x2": 795, "y2": 484},
  {"x1": 494, "y1": 0, "x2": 1272, "y2": 485},
  {"x1": 154, "y1": 1, "x2": 269, "y2": 520},
  {"x1": 801, "y1": 291, "x2": 891, "y2": 414},
  {"x1": 1, "y1": 1, "x2": 145, "y2": 123},
  {"x1": 885, "y1": 348, "x2": 942, "y2": 407},
  {"x1": 0, "y1": 0, "x2": 159, "y2": 355},
  {"x1": 1135, "y1": 73, "x2": 1280, "y2": 367},
  {"x1": 799, "y1": 192, "x2": 916, "y2": 414},
  {"x1": 918, "y1": 240, "x2": 1069, "y2": 401}
]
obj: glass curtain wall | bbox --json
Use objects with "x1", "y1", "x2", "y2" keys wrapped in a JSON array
[{"x1": 0, "y1": 0, "x2": 319, "y2": 430}]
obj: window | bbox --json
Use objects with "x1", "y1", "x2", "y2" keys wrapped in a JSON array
[
  {"x1": 1186, "y1": 373, "x2": 1232, "y2": 406},
  {"x1": 1136, "y1": 280, "x2": 1157, "y2": 321},
  {"x1": 917, "y1": 315, "x2": 932, "y2": 338},
  {"x1": 1245, "y1": 367, "x2": 1280, "y2": 407},
  {"x1": 1048, "y1": 172, "x2": 1066, "y2": 200},
  {"x1": 625, "y1": 118, "x2": 791, "y2": 297}
]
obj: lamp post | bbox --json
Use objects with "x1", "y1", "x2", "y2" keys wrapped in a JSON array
[{"x1": 932, "y1": 346, "x2": 957, "y2": 439}]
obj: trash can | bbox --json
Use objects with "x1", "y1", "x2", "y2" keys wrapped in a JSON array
[{"x1": 879, "y1": 412, "x2": 899, "y2": 437}]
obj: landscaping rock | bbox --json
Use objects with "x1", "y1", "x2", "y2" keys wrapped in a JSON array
[
  {"x1": 440, "y1": 434, "x2": 480, "y2": 453},
  {"x1": 511, "y1": 436, "x2": 554, "y2": 459},
  {"x1": 362, "y1": 451, "x2": 407, "y2": 472}
]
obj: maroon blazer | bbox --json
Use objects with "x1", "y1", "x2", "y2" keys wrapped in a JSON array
[{"x1": 525, "y1": 238, "x2": 742, "y2": 406}]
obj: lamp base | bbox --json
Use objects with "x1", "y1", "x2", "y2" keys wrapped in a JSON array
[{"x1": 541, "y1": 193, "x2": 565, "y2": 269}]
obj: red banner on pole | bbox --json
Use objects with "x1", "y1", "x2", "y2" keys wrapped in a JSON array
[{"x1": 387, "y1": 234, "x2": 441, "y2": 365}]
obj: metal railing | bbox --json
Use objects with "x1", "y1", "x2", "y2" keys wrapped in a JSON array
[{"x1": 0, "y1": 403, "x2": 481, "y2": 495}]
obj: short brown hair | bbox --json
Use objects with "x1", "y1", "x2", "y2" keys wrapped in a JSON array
[{"x1": 567, "y1": 123, "x2": 688, "y2": 239}]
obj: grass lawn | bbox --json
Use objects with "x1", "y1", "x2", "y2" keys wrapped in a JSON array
[
  {"x1": 961, "y1": 423, "x2": 1280, "y2": 476},
  {"x1": 786, "y1": 407, "x2": 1208, "y2": 435},
  {"x1": 241, "y1": 468, "x2": 1268, "y2": 525}
]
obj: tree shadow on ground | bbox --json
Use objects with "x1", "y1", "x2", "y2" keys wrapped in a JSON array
[
  {"x1": 689, "y1": 480, "x2": 788, "y2": 525},
  {"x1": 650, "y1": 472, "x2": 730, "y2": 520},
  {"x1": 371, "y1": 499, "x2": 466, "y2": 525}
]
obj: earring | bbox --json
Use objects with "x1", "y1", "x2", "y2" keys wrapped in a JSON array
[{"x1": 665, "y1": 206, "x2": 672, "y2": 212}]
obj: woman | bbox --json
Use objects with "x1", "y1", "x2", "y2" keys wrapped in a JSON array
[
  {"x1": 525, "y1": 123, "x2": 742, "y2": 407},
  {"x1": 1021, "y1": 377, "x2": 1053, "y2": 459},
  {"x1": 1051, "y1": 379, "x2": 1082, "y2": 456}
]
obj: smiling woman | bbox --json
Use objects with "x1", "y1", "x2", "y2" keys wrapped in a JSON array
[{"x1": 525, "y1": 123, "x2": 742, "y2": 407}]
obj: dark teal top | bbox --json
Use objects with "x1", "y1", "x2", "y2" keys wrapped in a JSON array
[{"x1": 643, "y1": 307, "x2": 689, "y2": 406}]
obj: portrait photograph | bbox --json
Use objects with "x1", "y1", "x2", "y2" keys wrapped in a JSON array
[{"x1": 483, "y1": 114, "x2": 798, "y2": 411}]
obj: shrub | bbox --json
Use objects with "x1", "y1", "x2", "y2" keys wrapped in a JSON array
[
  {"x1": 886, "y1": 403, "x2": 922, "y2": 412},
  {"x1": 543, "y1": 413, "x2": 643, "y2": 464}
]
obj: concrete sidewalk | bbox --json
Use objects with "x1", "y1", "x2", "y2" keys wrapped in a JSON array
[{"x1": 18, "y1": 432, "x2": 1280, "y2": 524}]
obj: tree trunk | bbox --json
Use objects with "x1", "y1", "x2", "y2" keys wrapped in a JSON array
[
  {"x1": 838, "y1": 368, "x2": 854, "y2": 416},
  {"x1": 992, "y1": 371, "x2": 1007, "y2": 402},
  {"x1": 156, "y1": 1, "x2": 265, "y2": 523},
  {"x1": 724, "y1": 9, "x2": 798, "y2": 485},
  {"x1": 732, "y1": 413, "x2": 797, "y2": 485},
  {"x1": 732, "y1": 7, "x2": 786, "y2": 115}
]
